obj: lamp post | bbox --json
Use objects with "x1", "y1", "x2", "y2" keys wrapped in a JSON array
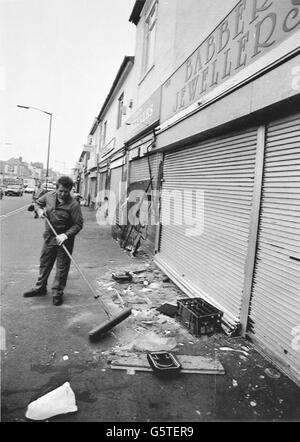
[{"x1": 17, "y1": 105, "x2": 53, "y2": 192}]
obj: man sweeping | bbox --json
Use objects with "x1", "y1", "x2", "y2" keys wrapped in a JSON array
[{"x1": 23, "y1": 176, "x2": 83, "y2": 306}]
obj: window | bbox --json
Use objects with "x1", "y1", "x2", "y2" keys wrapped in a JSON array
[
  {"x1": 117, "y1": 92, "x2": 124, "y2": 129},
  {"x1": 143, "y1": 2, "x2": 157, "y2": 75}
]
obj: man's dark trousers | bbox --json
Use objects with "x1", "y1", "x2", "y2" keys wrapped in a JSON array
[{"x1": 35, "y1": 234, "x2": 74, "y2": 295}]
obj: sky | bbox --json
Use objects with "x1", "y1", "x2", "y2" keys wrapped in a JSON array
[{"x1": 0, "y1": 0, "x2": 136, "y2": 175}]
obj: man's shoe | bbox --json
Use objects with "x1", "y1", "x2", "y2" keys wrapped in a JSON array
[
  {"x1": 53, "y1": 295, "x2": 63, "y2": 306},
  {"x1": 23, "y1": 288, "x2": 47, "y2": 297}
]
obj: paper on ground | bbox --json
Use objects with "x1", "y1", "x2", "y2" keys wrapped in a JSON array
[{"x1": 25, "y1": 382, "x2": 78, "y2": 420}]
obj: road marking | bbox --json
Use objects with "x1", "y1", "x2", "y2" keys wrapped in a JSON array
[{"x1": 0, "y1": 204, "x2": 29, "y2": 220}]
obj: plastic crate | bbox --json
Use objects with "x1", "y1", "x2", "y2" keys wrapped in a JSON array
[{"x1": 177, "y1": 298, "x2": 223, "y2": 336}]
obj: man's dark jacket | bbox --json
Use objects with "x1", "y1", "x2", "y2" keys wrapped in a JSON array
[{"x1": 36, "y1": 190, "x2": 83, "y2": 238}]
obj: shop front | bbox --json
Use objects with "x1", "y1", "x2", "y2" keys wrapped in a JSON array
[
  {"x1": 122, "y1": 88, "x2": 163, "y2": 253},
  {"x1": 154, "y1": 0, "x2": 300, "y2": 384}
]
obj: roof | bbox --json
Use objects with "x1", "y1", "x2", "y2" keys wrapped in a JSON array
[
  {"x1": 129, "y1": 0, "x2": 146, "y2": 25},
  {"x1": 97, "y1": 56, "x2": 134, "y2": 122},
  {"x1": 89, "y1": 117, "x2": 99, "y2": 136}
]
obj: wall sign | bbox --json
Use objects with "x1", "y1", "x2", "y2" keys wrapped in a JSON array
[
  {"x1": 161, "y1": 0, "x2": 300, "y2": 122},
  {"x1": 125, "y1": 87, "x2": 161, "y2": 142}
]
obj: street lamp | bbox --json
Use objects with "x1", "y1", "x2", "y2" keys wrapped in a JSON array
[{"x1": 17, "y1": 104, "x2": 53, "y2": 191}]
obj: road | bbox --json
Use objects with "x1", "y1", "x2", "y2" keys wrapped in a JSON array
[{"x1": 0, "y1": 193, "x2": 32, "y2": 218}]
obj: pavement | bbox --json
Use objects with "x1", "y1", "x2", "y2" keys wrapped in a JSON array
[{"x1": 1, "y1": 195, "x2": 300, "y2": 422}]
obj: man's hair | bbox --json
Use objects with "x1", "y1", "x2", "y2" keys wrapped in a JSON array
[{"x1": 57, "y1": 176, "x2": 74, "y2": 190}]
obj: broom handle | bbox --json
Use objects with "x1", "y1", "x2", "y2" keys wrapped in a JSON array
[{"x1": 45, "y1": 216, "x2": 111, "y2": 318}]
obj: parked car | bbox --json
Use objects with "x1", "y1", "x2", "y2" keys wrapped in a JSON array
[
  {"x1": 24, "y1": 186, "x2": 35, "y2": 194},
  {"x1": 42, "y1": 182, "x2": 56, "y2": 192},
  {"x1": 5, "y1": 185, "x2": 23, "y2": 196}
]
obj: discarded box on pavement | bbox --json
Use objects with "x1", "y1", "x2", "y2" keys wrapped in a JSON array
[{"x1": 177, "y1": 298, "x2": 223, "y2": 336}]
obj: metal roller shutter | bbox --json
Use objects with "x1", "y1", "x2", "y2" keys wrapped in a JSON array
[
  {"x1": 90, "y1": 178, "x2": 96, "y2": 198},
  {"x1": 130, "y1": 155, "x2": 160, "y2": 185},
  {"x1": 155, "y1": 128, "x2": 258, "y2": 325},
  {"x1": 99, "y1": 171, "x2": 107, "y2": 193},
  {"x1": 248, "y1": 113, "x2": 300, "y2": 384},
  {"x1": 109, "y1": 166, "x2": 123, "y2": 224}
]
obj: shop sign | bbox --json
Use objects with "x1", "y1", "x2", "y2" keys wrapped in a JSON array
[
  {"x1": 161, "y1": 0, "x2": 300, "y2": 122},
  {"x1": 125, "y1": 88, "x2": 161, "y2": 141}
]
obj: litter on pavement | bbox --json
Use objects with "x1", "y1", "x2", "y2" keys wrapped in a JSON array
[
  {"x1": 219, "y1": 347, "x2": 249, "y2": 356},
  {"x1": 110, "y1": 353, "x2": 225, "y2": 375},
  {"x1": 156, "y1": 303, "x2": 178, "y2": 318},
  {"x1": 121, "y1": 331, "x2": 177, "y2": 352},
  {"x1": 25, "y1": 382, "x2": 78, "y2": 421},
  {"x1": 264, "y1": 367, "x2": 281, "y2": 379}
]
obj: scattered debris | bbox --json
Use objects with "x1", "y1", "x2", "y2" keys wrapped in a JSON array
[
  {"x1": 42, "y1": 352, "x2": 57, "y2": 366},
  {"x1": 112, "y1": 272, "x2": 133, "y2": 283},
  {"x1": 131, "y1": 268, "x2": 149, "y2": 274},
  {"x1": 120, "y1": 331, "x2": 177, "y2": 352},
  {"x1": 222, "y1": 323, "x2": 242, "y2": 337},
  {"x1": 123, "y1": 286, "x2": 134, "y2": 296},
  {"x1": 156, "y1": 303, "x2": 178, "y2": 318},
  {"x1": 110, "y1": 353, "x2": 225, "y2": 375},
  {"x1": 147, "y1": 351, "x2": 182, "y2": 375},
  {"x1": 113, "y1": 288, "x2": 125, "y2": 307},
  {"x1": 219, "y1": 347, "x2": 249, "y2": 356},
  {"x1": 141, "y1": 287, "x2": 152, "y2": 293},
  {"x1": 264, "y1": 367, "x2": 281, "y2": 379},
  {"x1": 25, "y1": 382, "x2": 78, "y2": 421},
  {"x1": 149, "y1": 282, "x2": 161, "y2": 290}
]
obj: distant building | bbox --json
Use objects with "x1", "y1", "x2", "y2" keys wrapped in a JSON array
[{"x1": 0, "y1": 157, "x2": 31, "y2": 180}]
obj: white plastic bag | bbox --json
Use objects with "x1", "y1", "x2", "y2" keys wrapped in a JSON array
[{"x1": 25, "y1": 382, "x2": 78, "y2": 421}]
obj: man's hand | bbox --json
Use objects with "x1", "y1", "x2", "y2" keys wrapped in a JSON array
[
  {"x1": 37, "y1": 208, "x2": 45, "y2": 218},
  {"x1": 56, "y1": 233, "x2": 68, "y2": 246}
]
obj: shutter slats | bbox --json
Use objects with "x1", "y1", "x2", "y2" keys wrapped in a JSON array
[
  {"x1": 249, "y1": 113, "x2": 300, "y2": 384},
  {"x1": 109, "y1": 166, "x2": 123, "y2": 224},
  {"x1": 130, "y1": 154, "x2": 160, "y2": 184},
  {"x1": 156, "y1": 128, "x2": 257, "y2": 322}
]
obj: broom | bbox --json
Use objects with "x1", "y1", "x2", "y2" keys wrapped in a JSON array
[{"x1": 44, "y1": 216, "x2": 132, "y2": 342}]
